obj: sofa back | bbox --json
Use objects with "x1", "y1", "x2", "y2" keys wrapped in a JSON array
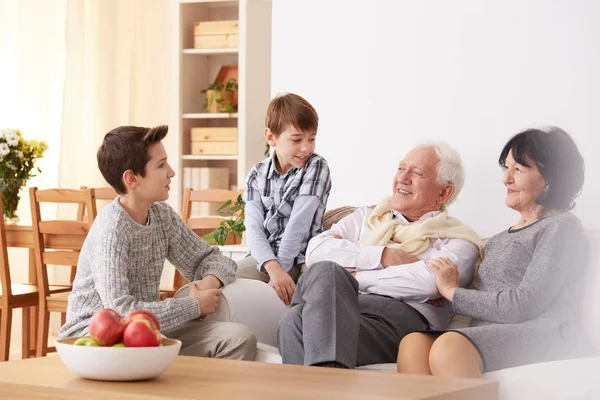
[{"x1": 582, "y1": 230, "x2": 600, "y2": 351}]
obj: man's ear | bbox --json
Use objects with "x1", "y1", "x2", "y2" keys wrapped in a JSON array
[
  {"x1": 122, "y1": 170, "x2": 138, "y2": 191},
  {"x1": 265, "y1": 128, "x2": 277, "y2": 147},
  {"x1": 437, "y1": 184, "x2": 455, "y2": 206}
]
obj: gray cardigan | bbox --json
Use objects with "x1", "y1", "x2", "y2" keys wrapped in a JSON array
[{"x1": 452, "y1": 212, "x2": 589, "y2": 371}]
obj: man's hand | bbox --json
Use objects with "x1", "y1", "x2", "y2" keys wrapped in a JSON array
[
  {"x1": 426, "y1": 298, "x2": 445, "y2": 307},
  {"x1": 189, "y1": 282, "x2": 222, "y2": 315},
  {"x1": 196, "y1": 275, "x2": 223, "y2": 290},
  {"x1": 380, "y1": 247, "x2": 420, "y2": 268},
  {"x1": 426, "y1": 257, "x2": 460, "y2": 302},
  {"x1": 264, "y1": 260, "x2": 295, "y2": 306}
]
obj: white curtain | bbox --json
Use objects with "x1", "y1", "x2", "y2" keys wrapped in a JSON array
[
  {"x1": 60, "y1": 0, "x2": 178, "y2": 191},
  {"x1": 0, "y1": 0, "x2": 178, "y2": 215},
  {"x1": 0, "y1": 0, "x2": 178, "y2": 346}
]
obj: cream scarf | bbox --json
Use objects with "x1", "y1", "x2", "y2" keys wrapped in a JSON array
[{"x1": 358, "y1": 196, "x2": 484, "y2": 266}]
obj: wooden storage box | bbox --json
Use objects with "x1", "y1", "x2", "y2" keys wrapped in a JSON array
[
  {"x1": 191, "y1": 127, "x2": 238, "y2": 142},
  {"x1": 191, "y1": 142, "x2": 238, "y2": 156},
  {"x1": 191, "y1": 127, "x2": 238, "y2": 155},
  {"x1": 194, "y1": 20, "x2": 239, "y2": 49}
]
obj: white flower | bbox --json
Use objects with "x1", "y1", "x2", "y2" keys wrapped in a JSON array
[
  {"x1": 5, "y1": 131, "x2": 18, "y2": 146},
  {"x1": 16, "y1": 151, "x2": 23, "y2": 158},
  {"x1": 5, "y1": 162, "x2": 16, "y2": 171},
  {"x1": 0, "y1": 129, "x2": 15, "y2": 140},
  {"x1": 0, "y1": 143, "x2": 9, "y2": 156}
]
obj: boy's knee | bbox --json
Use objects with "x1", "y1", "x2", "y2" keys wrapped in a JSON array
[{"x1": 223, "y1": 323, "x2": 257, "y2": 360}]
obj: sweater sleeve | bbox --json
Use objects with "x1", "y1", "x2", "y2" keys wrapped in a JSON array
[
  {"x1": 164, "y1": 205, "x2": 237, "y2": 286},
  {"x1": 453, "y1": 218, "x2": 588, "y2": 324},
  {"x1": 92, "y1": 226, "x2": 201, "y2": 333}
]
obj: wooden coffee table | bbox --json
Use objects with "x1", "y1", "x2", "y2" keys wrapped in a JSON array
[{"x1": 0, "y1": 355, "x2": 497, "y2": 399}]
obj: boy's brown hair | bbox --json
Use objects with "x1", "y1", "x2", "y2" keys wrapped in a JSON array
[
  {"x1": 265, "y1": 93, "x2": 319, "y2": 136},
  {"x1": 97, "y1": 125, "x2": 168, "y2": 194}
]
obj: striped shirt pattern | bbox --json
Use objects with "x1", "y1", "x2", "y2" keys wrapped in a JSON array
[{"x1": 244, "y1": 153, "x2": 332, "y2": 266}]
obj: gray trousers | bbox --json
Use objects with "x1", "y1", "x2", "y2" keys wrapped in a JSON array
[{"x1": 277, "y1": 261, "x2": 429, "y2": 368}]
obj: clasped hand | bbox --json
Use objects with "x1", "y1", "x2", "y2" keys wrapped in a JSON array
[{"x1": 426, "y1": 257, "x2": 460, "y2": 302}]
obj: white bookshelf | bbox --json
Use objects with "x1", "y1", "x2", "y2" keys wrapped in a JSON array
[
  {"x1": 182, "y1": 48, "x2": 239, "y2": 55},
  {"x1": 175, "y1": 0, "x2": 271, "y2": 198}
]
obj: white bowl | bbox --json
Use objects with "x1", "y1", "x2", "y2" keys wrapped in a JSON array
[{"x1": 56, "y1": 337, "x2": 181, "y2": 381}]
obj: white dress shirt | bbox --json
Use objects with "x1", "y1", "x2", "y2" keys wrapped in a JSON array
[{"x1": 305, "y1": 206, "x2": 479, "y2": 329}]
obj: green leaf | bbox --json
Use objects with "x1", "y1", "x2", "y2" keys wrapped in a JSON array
[
  {"x1": 231, "y1": 217, "x2": 245, "y2": 232},
  {"x1": 232, "y1": 228, "x2": 244, "y2": 239},
  {"x1": 217, "y1": 200, "x2": 232, "y2": 213},
  {"x1": 202, "y1": 231, "x2": 216, "y2": 245},
  {"x1": 214, "y1": 225, "x2": 229, "y2": 246}
]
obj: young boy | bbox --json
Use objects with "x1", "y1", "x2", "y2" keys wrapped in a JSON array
[
  {"x1": 59, "y1": 125, "x2": 256, "y2": 360},
  {"x1": 237, "y1": 93, "x2": 332, "y2": 305}
]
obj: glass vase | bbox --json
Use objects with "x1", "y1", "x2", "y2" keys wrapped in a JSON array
[{"x1": 0, "y1": 178, "x2": 26, "y2": 224}]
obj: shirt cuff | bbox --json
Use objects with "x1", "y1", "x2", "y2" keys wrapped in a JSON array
[
  {"x1": 355, "y1": 270, "x2": 379, "y2": 293},
  {"x1": 356, "y1": 246, "x2": 385, "y2": 271}
]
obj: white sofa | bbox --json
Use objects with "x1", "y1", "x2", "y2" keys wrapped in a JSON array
[{"x1": 195, "y1": 230, "x2": 599, "y2": 400}]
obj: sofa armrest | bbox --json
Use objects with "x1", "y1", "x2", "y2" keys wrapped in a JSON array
[{"x1": 175, "y1": 278, "x2": 287, "y2": 347}]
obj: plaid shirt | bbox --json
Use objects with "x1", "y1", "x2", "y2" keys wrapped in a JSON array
[{"x1": 244, "y1": 153, "x2": 332, "y2": 270}]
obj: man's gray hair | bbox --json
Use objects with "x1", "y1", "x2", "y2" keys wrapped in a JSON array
[{"x1": 417, "y1": 141, "x2": 465, "y2": 206}]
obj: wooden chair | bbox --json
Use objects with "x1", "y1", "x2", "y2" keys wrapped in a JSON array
[
  {"x1": 0, "y1": 197, "x2": 72, "y2": 361},
  {"x1": 29, "y1": 187, "x2": 97, "y2": 357},
  {"x1": 176, "y1": 188, "x2": 241, "y2": 290},
  {"x1": 76, "y1": 186, "x2": 117, "y2": 221}
]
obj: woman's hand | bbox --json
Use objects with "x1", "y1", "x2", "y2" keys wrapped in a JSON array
[{"x1": 426, "y1": 257, "x2": 460, "y2": 302}]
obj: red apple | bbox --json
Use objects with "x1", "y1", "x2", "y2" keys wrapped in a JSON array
[
  {"x1": 125, "y1": 309, "x2": 160, "y2": 330},
  {"x1": 123, "y1": 319, "x2": 162, "y2": 347},
  {"x1": 89, "y1": 308, "x2": 126, "y2": 346}
]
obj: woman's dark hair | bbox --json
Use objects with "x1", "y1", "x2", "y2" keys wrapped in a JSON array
[{"x1": 498, "y1": 127, "x2": 585, "y2": 211}]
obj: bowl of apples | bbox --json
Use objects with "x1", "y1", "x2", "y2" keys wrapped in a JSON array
[{"x1": 56, "y1": 308, "x2": 181, "y2": 381}]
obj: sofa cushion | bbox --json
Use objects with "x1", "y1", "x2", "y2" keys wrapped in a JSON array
[
  {"x1": 483, "y1": 356, "x2": 600, "y2": 400},
  {"x1": 322, "y1": 206, "x2": 357, "y2": 230}
]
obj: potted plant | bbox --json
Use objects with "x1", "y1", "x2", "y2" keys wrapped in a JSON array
[
  {"x1": 201, "y1": 79, "x2": 238, "y2": 113},
  {"x1": 0, "y1": 128, "x2": 48, "y2": 224},
  {"x1": 202, "y1": 194, "x2": 245, "y2": 246}
]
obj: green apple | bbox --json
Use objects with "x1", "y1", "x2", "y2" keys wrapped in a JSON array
[
  {"x1": 111, "y1": 342, "x2": 126, "y2": 347},
  {"x1": 74, "y1": 337, "x2": 100, "y2": 346}
]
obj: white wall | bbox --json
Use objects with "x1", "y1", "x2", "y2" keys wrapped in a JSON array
[{"x1": 271, "y1": 0, "x2": 600, "y2": 237}]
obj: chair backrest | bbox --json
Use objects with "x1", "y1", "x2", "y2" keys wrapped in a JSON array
[
  {"x1": 76, "y1": 186, "x2": 117, "y2": 221},
  {"x1": 181, "y1": 188, "x2": 242, "y2": 245},
  {"x1": 29, "y1": 187, "x2": 97, "y2": 299},
  {"x1": 0, "y1": 197, "x2": 12, "y2": 303},
  {"x1": 181, "y1": 188, "x2": 241, "y2": 231}
]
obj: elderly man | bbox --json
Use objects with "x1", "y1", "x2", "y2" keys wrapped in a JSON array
[{"x1": 277, "y1": 142, "x2": 483, "y2": 368}]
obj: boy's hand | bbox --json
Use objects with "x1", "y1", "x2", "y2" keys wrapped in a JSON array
[
  {"x1": 264, "y1": 260, "x2": 295, "y2": 306},
  {"x1": 189, "y1": 283, "x2": 222, "y2": 316},
  {"x1": 196, "y1": 275, "x2": 223, "y2": 290}
]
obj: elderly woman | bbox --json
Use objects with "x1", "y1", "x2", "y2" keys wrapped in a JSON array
[{"x1": 397, "y1": 127, "x2": 587, "y2": 378}]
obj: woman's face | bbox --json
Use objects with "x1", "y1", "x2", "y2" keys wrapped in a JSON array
[{"x1": 502, "y1": 149, "x2": 546, "y2": 215}]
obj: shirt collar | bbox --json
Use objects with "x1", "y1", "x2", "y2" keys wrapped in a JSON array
[
  {"x1": 267, "y1": 152, "x2": 297, "y2": 179},
  {"x1": 391, "y1": 209, "x2": 441, "y2": 224}
]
